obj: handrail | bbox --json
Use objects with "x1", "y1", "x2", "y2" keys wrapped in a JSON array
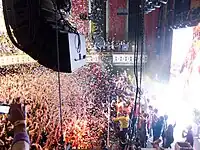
[
  {"x1": 0, "y1": 55, "x2": 36, "y2": 66},
  {"x1": 0, "y1": 53, "x2": 148, "y2": 67},
  {"x1": 0, "y1": 54, "x2": 101, "y2": 66}
]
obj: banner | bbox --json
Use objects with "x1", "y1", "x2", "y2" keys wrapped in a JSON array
[{"x1": 112, "y1": 54, "x2": 148, "y2": 65}]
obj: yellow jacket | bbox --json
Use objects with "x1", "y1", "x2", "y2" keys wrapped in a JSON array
[{"x1": 113, "y1": 116, "x2": 129, "y2": 129}]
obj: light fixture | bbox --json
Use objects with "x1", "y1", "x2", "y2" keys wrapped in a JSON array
[
  {"x1": 160, "y1": 0, "x2": 168, "y2": 5},
  {"x1": 144, "y1": 0, "x2": 165, "y2": 14},
  {"x1": 147, "y1": 2, "x2": 155, "y2": 11},
  {"x1": 154, "y1": 0, "x2": 161, "y2": 8}
]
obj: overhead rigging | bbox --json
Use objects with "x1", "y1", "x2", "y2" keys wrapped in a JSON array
[
  {"x1": 127, "y1": 0, "x2": 145, "y2": 149},
  {"x1": 144, "y1": 0, "x2": 168, "y2": 14}
]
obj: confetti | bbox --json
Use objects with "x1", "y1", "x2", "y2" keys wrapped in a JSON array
[{"x1": 0, "y1": 1, "x2": 147, "y2": 149}]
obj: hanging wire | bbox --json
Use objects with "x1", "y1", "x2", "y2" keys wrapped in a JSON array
[
  {"x1": 52, "y1": 1, "x2": 64, "y2": 148},
  {"x1": 137, "y1": 0, "x2": 145, "y2": 137},
  {"x1": 52, "y1": 1, "x2": 82, "y2": 148},
  {"x1": 133, "y1": 2, "x2": 140, "y2": 138},
  {"x1": 139, "y1": 0, "x2": 145, "y2": 98},
  {"x1": 129, "y1": 0, "x2": 145, "y2": 144},
  {"x1": 129, "y1": 2, "x2": 139, "y2": 140}
]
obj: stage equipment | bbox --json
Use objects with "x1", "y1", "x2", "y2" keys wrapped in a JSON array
[{"x1": 2, "y1": 0, "x2": 86, "y2": 73}]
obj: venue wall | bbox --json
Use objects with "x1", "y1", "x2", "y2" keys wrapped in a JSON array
[
  {"x1": 144, "y1": 9, "x2": 159, "y2": 56},
  {"x1": 108, "y1": 0, "x2": 127, "y2": 40}
]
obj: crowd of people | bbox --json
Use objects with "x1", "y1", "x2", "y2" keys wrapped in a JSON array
[
  {"x1": 0, "y1": 63, "x2": 112, "y2": 149},
  {"x1": 0, "y1": 57, "x2": 170, "y2": 149},
  {"x1": 0, "y1": 32, "x2": 22, "y2": 56},
  {"x1": 110, "y1": 77, "x2": 196, "y2": 149},
  {"x1": 111, "y1": 98, "x2": 177, "y2": 149},
  {"x1": 0, "y1": 5, "x2": 197, "y2": 149},
  {"x1": 0, "y1": 47, "x2": 196, "y2": 150},
  {"x1": 107, "y1": 73, "x2": 177, "y2": 149}
]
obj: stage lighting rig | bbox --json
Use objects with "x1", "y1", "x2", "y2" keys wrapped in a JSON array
[
  {"x1": 144, "y1": 1, "x2": 155, "y2": 14},
  {"x1": 144, "y1": 0, "x2": 168, "y2": 14},
  {"x1": 148, "y1": 2, "x2": 156, "y2": 11},
  {"x1": 154, "y1": 0, "x2": 161, "y2": 8},
  {"x1": 160, "y1": 0, "x2": 168, "y2": 5},
  {"x1": 144, "y1": 7, "x2": 152, "y2": 14}
]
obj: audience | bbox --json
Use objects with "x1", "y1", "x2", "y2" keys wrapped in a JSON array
[
  {"x1": 9, "y1": 103, "x2": 30, "y2": 150},
  {"x1": 0, "y1": 32, "x2": 22, "y2": 56},
  {"x1": 182, "y1": 126, "x2": 194, "y2": 147},
  {"x1": 0, "y1": 32, "x2": 175, "y2": 149},
  {"x1": 0, "y1": 63, "x2": 110, "y2": 149}
]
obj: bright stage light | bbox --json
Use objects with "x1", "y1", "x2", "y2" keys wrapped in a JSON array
[
  {"x1": 153, "y1": 81, "x2": 194, "y2": 141},
  {"x1": 171, "y1": 27, "x2": 193, "y2": 77},
  {"x1": 169, "y1": 24, "x2": 200, "y2": 141}
]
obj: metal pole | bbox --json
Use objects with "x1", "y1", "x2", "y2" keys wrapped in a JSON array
[
  {"x1": 106, "y1": 0, "x2": 109, "y2": 40},
  {"x1": 88, "y1": 0, "x2": 92, "y2": 35},
  {"x1": 107, "y1": 96, "x2": 110, "y2": 147}
]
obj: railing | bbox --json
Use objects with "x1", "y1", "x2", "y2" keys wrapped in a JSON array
[
  {"x1": 112, "y1": 54, "x2": 148, "y2": 66},
  {"x1": 0, "y1": 55, "x2": 36, "y2": 67},
  {"x1": 86, "y1": 54, "x2": 100, "y2": 63},
  {"x1": 0, "y1": 54, "x2": 101, "y2": 66},
  {"x1": 0, "y1": 53, "x2": 148, "y2": 67}
]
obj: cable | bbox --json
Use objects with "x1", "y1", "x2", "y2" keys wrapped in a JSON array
[
  {"x1": 129, "y1": 1, "x2": 145, "y2": 146},
  {"x1": 137, "y1": 0, "x2": 145, "y2": 139},
  {"x1": 129, "y1": 1, "x2": 140, "y2": 140},
  {"x1": 53, "y1": 1, "x2": 81, "y2": 148},
  {"x1": 139, "y1": 0, "x2": 145, "y2": 95},
  {"x1": 56, "y1": 5, "x2": 81, "y2": 53},
  {"x1": 52, "y1": 1, "x2": 65, "y2": 148}
]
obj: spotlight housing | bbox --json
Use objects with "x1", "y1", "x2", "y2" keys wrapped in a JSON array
[
  {"x1": 147, "y1": 3, "x2": 155, "y2": 11},
  {"x1": 160, "y1": 0, "x2": 168, "y2": 5},
  {"x1": 154, "y1": 1, "x2": 161, "y2": 8}
]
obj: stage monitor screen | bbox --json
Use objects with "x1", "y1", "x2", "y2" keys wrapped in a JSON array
[
  {"x1": 170, "y1": 24, "x2": 200, "y2": 108},
  {"x1": 169, "y1": 25, "x2": 200, "y2": 140},
  {"x1": 170, "y1": 27, "x2": 194, "y2": 77}
]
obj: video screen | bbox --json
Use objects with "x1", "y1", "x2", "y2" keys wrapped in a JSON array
[
  {"x1": 168, "y1": 25, "x2": 200, "y2": 140},
  {"x1": 170, "y1": 24, "x2": 200, "y2": 107},
  {"x1": 170, "y1": 27, "x2": 193, "y2": 77}
]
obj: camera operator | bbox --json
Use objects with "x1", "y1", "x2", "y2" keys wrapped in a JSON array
[{"x1": 9, "y1": 103, "x2": 30, "y2": 150}]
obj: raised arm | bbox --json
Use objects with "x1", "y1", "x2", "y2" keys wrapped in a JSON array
[{"x1": 8, "y1": 103, "x2": 30, "y2": 150}]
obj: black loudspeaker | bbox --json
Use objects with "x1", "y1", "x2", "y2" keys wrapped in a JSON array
[{"x1": 2, "y1": 0, "x2": 86, "y2": 73}]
